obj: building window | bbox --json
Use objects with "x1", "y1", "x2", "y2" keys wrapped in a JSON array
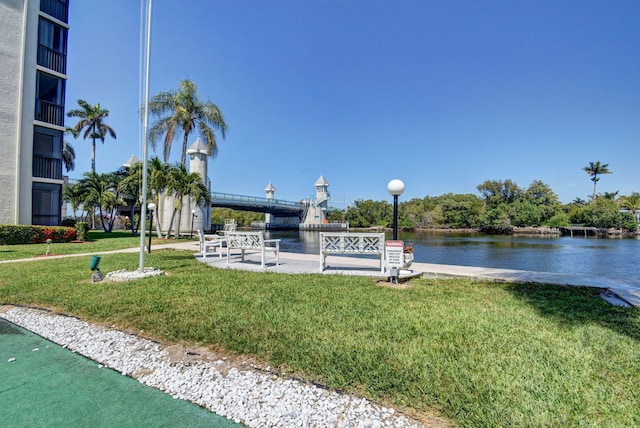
[
  {"x1": 40, "y1": 0, "x2": 68, "y2": 24},
  {"x1": 33, "y1": 126, "x2": 63, "y2": 180},
  {"x1": 32, "y1": 183, "x2": 62, "y2": 226},
  {"x1": 35, "y1": 71, "x2": 65, "y2": 126},
  {"x1": 38, "y1": 17, "x2": 67, "y2": 74}
]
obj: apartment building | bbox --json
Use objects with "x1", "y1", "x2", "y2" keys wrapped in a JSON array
[{"x1": 0, "y1": 0, "x2": 69, "y2": 226}]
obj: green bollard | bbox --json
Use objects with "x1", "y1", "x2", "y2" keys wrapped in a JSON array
[{"x1": 89, "y1": 256, "x2": 101, "y2": 271}]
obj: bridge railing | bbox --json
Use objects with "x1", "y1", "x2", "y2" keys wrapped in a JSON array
[{"x1": 211, "y1": 192, "x2": 302, "y2": 208}]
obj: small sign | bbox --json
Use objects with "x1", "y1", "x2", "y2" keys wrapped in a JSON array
[{"x1": 385, "y1": 240, "x2": 404, "y2": 269}]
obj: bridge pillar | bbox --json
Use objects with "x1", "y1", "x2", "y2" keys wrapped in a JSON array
[
  {"x1": 302, "y1": 175, "x2": 330, "y2": 225},
  {"x1": 187, "y1": 137, "x2": 210, "y2": 233},
  {"x1": 265, "y1": 182, "x2": 275, "y2": 225}
]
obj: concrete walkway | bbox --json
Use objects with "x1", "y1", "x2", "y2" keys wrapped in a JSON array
[
  {"x1": 197, "y1": 244, "x2": 640, "y2": 307},
  {"x1": 3, "y1": 240, "x2": 638, "y2": 307}
]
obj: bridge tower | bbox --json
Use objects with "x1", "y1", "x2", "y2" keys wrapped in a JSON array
[
  {"x1": 302, "y1": 175, "x2": 330, "y2": 225},
  {"x1": 186, "y1": 137, "x2": 210, "y2": 232},
  {"x1": 264, "y1": 182, "x2": 275, "y2": 225}
]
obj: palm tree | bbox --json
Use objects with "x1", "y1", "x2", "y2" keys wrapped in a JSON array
[
  {"x1": 67, "y1": 99, "x2": 117, "y2": 172},
  {"x1": 163, "y1": 164, "x2": 210, "y2": 238},
  {"x1": 572, "y1": 197, "x2": 587, "y2": 205},
  {"x1": 148, "y1": 79, "x2": 227, "y2": 166},
  {"x1": 583, "y1": 161, "x2": 612, "y2": 200},
  {"x1": 119, "y1": 162, "x2": 143, "y2": 234},
  {"x1": 78, "y1": 172, "x2": 124, "y2": 232},
  {"x1": 147, "y1": 157, "x2": 171, "y2": 237},
  {"x1": 621, "y1": 192, "x2": 640, "y2": 222},
  {"x1": 62, "y1": 141, "x2": 75, "y2": 172},
  {"x1": 62, "y1": 182, "x2": 84, "y2": 220}
]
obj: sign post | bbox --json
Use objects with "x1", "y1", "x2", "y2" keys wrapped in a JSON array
[{"x1": 385, "y1": 240, "x2": 404, "y2": 284}]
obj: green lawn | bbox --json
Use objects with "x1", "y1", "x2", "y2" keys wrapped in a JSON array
[
  {"x1": 0, "y1": 230, "x2": 185, "y2": 260},
  {"x1": 1, "y1": 248, "x2": 639, "y2": 427}
]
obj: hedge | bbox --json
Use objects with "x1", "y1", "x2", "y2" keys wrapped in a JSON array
[{"x1": 0, "y1": 225, "x2": 77, "y2": 245}]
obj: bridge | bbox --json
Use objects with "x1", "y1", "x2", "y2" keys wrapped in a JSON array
[{"x1": 211, "y1": 192, "x2": 305, "y2": 216}]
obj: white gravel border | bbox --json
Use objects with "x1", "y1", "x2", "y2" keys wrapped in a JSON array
[{"x1": 1, "y1": 305, "x2": 424, "y2": 428}]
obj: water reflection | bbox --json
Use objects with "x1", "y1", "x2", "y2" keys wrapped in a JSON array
[{"x1": 263, "y1": 230, "x2": 640, "y2": 281}]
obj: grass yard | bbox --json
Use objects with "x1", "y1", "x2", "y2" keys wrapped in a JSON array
[
  {"x1": 0, "y1": 230, "x2": 180, "y2": 260},
  {"x1": 1, "y1": 248, "x2": 639, "y2": 427}
]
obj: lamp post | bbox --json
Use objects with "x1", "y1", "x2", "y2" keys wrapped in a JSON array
[
  {"x1": 387, "y1": 179, "x2": 405, "y2": 240},
  {"x1": 191, "y1": 209, "x2": 197, "y2": 239},
  {"x1": 147, "y1": 202, "x2": 156, "y2": 253}
]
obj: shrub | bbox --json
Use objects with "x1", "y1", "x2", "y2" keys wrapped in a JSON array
[
  {"x1": 0, "y1": 225, "x2": 38, "y2": 245},
  {"x1": 33, "y1": 226, "x2": 77, "y2": 243},
  {"x1": 61, "y1": 218, "x2": 77, "y2": 227},
  {"x1": 0, "y1": 225, "x2": 76, "y2": 244},
  {"x1": 76, "y1": 222, "x2": 89, "y2": 241}
]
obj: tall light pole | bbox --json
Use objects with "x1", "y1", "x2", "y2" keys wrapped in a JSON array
[
  {"x1": 387, "y1": 179, "x2": 405, "y2": 240},
  {"x1": 138, "y1": 0, "x2": 153, "y2": 271}
]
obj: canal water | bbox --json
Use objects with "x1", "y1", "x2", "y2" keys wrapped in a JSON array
[{"x1": 264, "y1": 230, "x2": 640, "y2": 282}]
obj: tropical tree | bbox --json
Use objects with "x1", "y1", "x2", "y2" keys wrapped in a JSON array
[
  {"x1": 62, "y1": 141, "x2": 75, "y2": 172},
  {"x1": 119, "y1": 162, "x2": 143, "y2": 234},
  {"x1": 582, "y1": 161, "x2": 612, "y2": 200},
  {"x1": 621, "y1": 192, "x2": 640, "y2": 226},
  {"x1": 147, "y1": 157, "x2": 171, "y2": 238},
  {"x1": 163, "y1": 164, "x2": 210, "y2": 238},
  {"x1": 66, "y1": 99, "x2": 117, "y2": 173},
  {"x1": 602, "y1": 191, "x2": 620, "y2": 201},
  {"x1": 62, "y1": 182, "x2": 84, "y2": 220},
  {"x1": 78, "y1": 172, "x2": 124, "y2": 232},
  {"x1": 148, "y1": 79, "x2": 227, "y2": 166}
]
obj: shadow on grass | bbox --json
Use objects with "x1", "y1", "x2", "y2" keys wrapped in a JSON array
[
  {"x1": 508, "y1": 282, "x2": 640, "y2": 341},
  {"x1": 87, "y1": 231, "x2": 138, "y2": 240}
]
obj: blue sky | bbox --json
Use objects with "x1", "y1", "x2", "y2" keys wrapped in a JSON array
[{"x1": 65, "y1": 0, "x2": 640, "y2": 206}]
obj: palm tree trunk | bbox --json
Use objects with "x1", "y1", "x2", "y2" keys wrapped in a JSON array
[
  {"x1": 180, "y1": 132, "x2": 189, "y2": 166},
  {"x1": 91, "y1": 138, "x2": 96, "y2": 173}
]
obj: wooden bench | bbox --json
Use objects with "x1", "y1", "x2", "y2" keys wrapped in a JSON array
[
  {"x1": 225, "y1": 231, "x2": 281, "y2": 268},
  {"x1": 197, "y1": 229, "x2": 225, "y2": 259},
  {"x1": 320, "y1": 232, "x2": 386, "y2": 273}
]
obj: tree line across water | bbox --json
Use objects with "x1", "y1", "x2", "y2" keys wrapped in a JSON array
[{"x1": 327, "y1": 178, "x2": 640, "y2": 234}]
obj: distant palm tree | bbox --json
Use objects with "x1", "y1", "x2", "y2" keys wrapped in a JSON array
[
  {"x1": 602, "y1": 191, "x2": 620, "y2": 201},
  {"x1": 163, "y1": 164, "x2": 210, "y2": 238},
  {"x1": 572, "y1": 197, "x2": 587, "y2": 205},
  {"x1": 67, "y1": 99, "x2": 117, "y2": 172},
  {"x1": 62, "y1": 182, "x2": 84, "y2": 220},
  {"x1": 621, "y1": 192, "x2": 640, "y2": 221},
  {"x1": 78, "y1": 172, "x2": 124, "y2": 232},
  {"x1": 148, "y1": 79, "x2": 227, "y2": 166},
  {"x1": 62, "y1": 141, "x2": 75, "y2": 172},
  {"x1": 147, "y1": 157, "x2": 171, "y2": 238},
  {"x1": 582, "y1": 161, "x2": 612, "y2": 200},
  {"x1": 119, "y1": 162, "x2": 144, "y2": 234}
]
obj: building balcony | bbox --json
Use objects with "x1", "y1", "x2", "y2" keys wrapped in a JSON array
[
  {"x1": 33, "y1": 156, "x2": 63, "y2": 180},
  {"x1": 38, "y1": 44, "x2": 66, "y2": 75},
  {"x1": 35, "y1": 99, "x2": 64, "y2": 126},
  {"x1": 40, "y1": 0, "x2": 68, "y2": 23}
]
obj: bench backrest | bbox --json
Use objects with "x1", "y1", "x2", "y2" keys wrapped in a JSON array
[
  {"x1": 226, "y1": 231, "x2": 264, "y2": 249},
  {"x1": 224, "y1": 219, "x2": 238, "y2": 233},
  {"x1": 320, "y1": 232, "x2": 385, "y2": 254}
]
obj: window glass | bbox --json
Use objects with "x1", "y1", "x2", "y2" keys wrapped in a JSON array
[
  {"x1": 32, "y1": 183, "x2": 61, "y2": 226},
  {"x1": 36, "y1": 71, "x2": 64, "y2": 105},
  {"x1": 33, "y1": 126, "x2": 62, "y2": 158},
  {"x1": 38, "y1": 18, "x2": 67, "y2": 53}
]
